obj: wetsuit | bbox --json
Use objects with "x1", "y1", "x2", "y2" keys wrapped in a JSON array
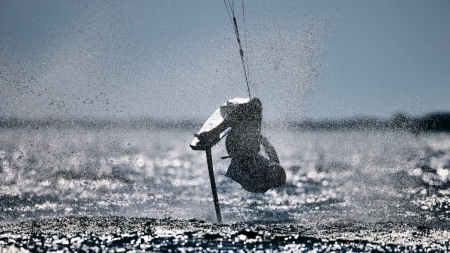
[{"x1": 196, "y1": 97, "x2": 286, "y2": 193}]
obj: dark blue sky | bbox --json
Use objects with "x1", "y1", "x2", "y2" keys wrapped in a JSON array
[{"x1": 1, "y1": 1, "x2": 449, "y2": 120}]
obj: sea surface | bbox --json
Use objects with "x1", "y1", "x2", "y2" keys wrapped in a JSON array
[{"x1": 1, "y1": 126, "x2": 450, "y2": 252}]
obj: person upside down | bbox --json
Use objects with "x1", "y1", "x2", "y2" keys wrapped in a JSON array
[{"x1": 195, "y1": 97, "x2": 286, "y2": 193}]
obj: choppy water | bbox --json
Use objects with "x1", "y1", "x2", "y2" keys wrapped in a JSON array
[{"x1": 1, "y1": 127, "x2": 450, "y2": 251}]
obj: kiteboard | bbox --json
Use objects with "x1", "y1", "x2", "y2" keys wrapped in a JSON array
[
  {"x1": 190, "y1": 97, "x2": 250, "y2": 223},
  {"x1": 190, "y1": 97, "x2": 250, "y2": 151}
]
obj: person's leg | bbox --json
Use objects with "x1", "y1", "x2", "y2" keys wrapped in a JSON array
[
  {"x1": 225, "y1": 98, "x2": 263, "y2": 160},
  {"x1": 226, "y1": 97, "x2": 262, "y2": 123}
]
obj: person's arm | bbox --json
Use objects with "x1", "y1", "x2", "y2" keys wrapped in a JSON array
[{"x1": 260, "y1": 135, "x2": 279, "y2": 163}]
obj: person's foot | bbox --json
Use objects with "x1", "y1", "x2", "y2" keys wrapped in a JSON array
[{"x1": 194, "y1": 131, "x2": 218, "y2": 143}]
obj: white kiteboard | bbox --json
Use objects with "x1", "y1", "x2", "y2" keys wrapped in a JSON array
[{"x1": 190, "y1": 97, "x2": 250, "y2": 151}]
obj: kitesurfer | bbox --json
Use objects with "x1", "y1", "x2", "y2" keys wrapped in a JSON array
[{"x1": 195, "y1": 97, "x2": 286, "y2": 193}]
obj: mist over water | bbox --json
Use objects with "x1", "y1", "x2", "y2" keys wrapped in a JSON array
[
  {"x1": 0, "y1": 1, "x2": 329, "y2": 121},
  {"x1": 1, "y1": 127, "x2": 449, "y2": 224},
  {"x1": 1, "y1": 126, "x2": 450, "y2": 250},
  {"x1": 2, "y1": 1, "x2": 450, "y2": 251}
]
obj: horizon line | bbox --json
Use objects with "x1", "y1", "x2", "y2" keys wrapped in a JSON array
[{"x1": 1, "y1": 112, "x2": 449, "y2": 133}]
